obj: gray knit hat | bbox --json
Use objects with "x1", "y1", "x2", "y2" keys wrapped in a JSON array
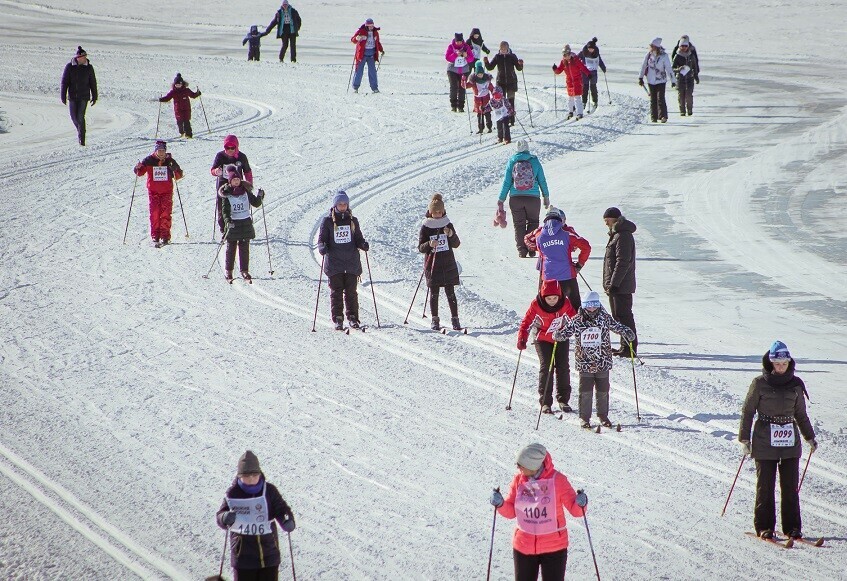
[
  {"x1": 237, "y1": 450, "x2": 261, "y2": 475},
  {"x1": 516, "y1": 443, "x2": 547, "y2": 471}
]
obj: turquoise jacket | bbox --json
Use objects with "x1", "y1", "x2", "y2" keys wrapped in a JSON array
[{"x1": 498, "y1": 152, "x2": 549, "y2": 201}]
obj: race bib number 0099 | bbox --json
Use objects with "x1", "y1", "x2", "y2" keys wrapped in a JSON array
[{"x1": 770, "y1": 423, "x2": 795, "y2": 447}]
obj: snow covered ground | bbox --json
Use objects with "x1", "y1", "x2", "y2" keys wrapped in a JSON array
[{"x1": 1, "y1": 0, "x2": 846, "y2": 578}]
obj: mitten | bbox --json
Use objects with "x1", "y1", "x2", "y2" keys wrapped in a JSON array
[
  {"x1": 489, "y1": 489, "x2": 504, "y2": 508},
  {"x1": 281, "y1": 516, "x2": 295, "y2": 533},
  {"x1": 739, "y1": 440, "x2": 752, "y2": 455},
  {"x1": 807, "y1": 439, "x2": 818, "y2": 452},
  {"x1": 221, "y1": 511, "x2": 236, "y2": 526},
  {"x1": 638, "y1": 78, "x2": 645, "y2": 87},
  {"x1": 576, "y1": 489, "x2": 588, "y2": 507}
]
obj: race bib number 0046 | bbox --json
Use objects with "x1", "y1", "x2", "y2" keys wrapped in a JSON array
[{"x1": 152, "y1": 166, "x2": 169, "y2": 182}]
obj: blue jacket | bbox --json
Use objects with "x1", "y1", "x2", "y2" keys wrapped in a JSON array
[
  {"x1": 498, "y1": 152, "x2": 549, "y2": 201},
  {"x1": 536, "y1": 219, "x2": 591, "y2": 281}
]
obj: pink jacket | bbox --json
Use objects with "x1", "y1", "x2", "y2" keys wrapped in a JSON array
[
  {"x1": 497, "y1": 452, "x2": 583, "y2": 555},
  {"x1": 445, "y1": 41, "x2": 476, "y2": 73}
]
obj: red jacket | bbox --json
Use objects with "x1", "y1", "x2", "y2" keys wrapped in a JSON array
[
  {"x1": 351, "y1": 25, "x2": 384, "y2": 64},
  {"x1": 553, "y1": 57, "x2": 589, "y2": 97},
  {"x1": 497, "y1": 452, "x2": 583, "y2": 555},
  {"x1": 159, "y1": 84, "x2": 200, "y2": 121},
  {"x1": 518, "y1": 281, "x2": 576, "y2": 346},
  {"x1": 134, "y1": 154, "x2": 183, "y2": 195}
]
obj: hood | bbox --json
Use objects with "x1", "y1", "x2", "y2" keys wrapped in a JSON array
[
  {"x1": 469, "y1": 28, "x2": 484, "y2": 43},
  {"x1": 612, "y1": 217, "x2": 637, "y2": 235},
  {"x1": 423, "y1": 215, "x2": 450, "y2": 229},
  {"x1": 222, "y1": 134, "x2": 240, "y2": 156},
  {"x1": 536, "y1": 280, "x2": 565, "y2": 313},
  {"x1": 542, "y1": 217, "x2": 563, "y2": 237},
  {"x1": 511, "y1": 151, "x2": 535, "y2": 163},
  {"x1": 250, "y1": 25, "x2": 259, "y2": 34},
  {"x1": 761, "y1": 352, "x2": 797, "y2": 384}
]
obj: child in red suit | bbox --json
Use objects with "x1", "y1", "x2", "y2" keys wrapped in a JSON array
[{"x1": 133, "y1": 140, "x2": 183, "y2": 247}]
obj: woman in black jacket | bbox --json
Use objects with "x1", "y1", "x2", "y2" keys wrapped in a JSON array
[
  {"x1": 219, "y1": 165, "x2": 264, "y2": 283},
  {"x1": 418, "y1": 194, "x2": 462, "y2": 331},
  {"x1": 483, "y1": 41, "x2": 523, "y2": 126}
]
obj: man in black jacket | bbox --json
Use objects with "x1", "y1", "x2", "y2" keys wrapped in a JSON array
[
  {"x1": 602, "y1": 207, "x2": 638, "y2": 357},
  {"x1": 60, "y1": 46, "x2": 98, "y2": 146}
]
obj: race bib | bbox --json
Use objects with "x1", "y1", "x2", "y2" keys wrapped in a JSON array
[
  {"x1": 229, "y1": 193, "x2": 251, "y2": 220},
  {"x1": 770, "y1": 423, "x2": 795, "y2": 447},
  {"x1": 549, "y1": 316, "x2": 566, "y2": 334},
  {"x1": 580, "y1": 327, "x2": 601, "y2": 348},
  {"x1": 454, "y1": 56, "x2": 467, "y2": 68},
  {"x1": 152, "y1": 166, "x2": 169, "y2": 182},
  {"x1": 679, "y1": 65, "x2": 691, "y2": 76},
  {"x1": 226, "y1": 486, "x2": 273, "y2": 536},
  {"x1": 515, "y1": 477, "x2": 558, "y2": 535},
  {"x1": 334, "y1": 225, "x2": 352, "y2": 244},
  {"x1": 429, "y1": 233, "x2": 448, "y2": 252}
]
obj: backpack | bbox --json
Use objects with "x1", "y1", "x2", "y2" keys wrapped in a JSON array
[{"x1": 512, "y1": 160, "x2": 535, "y2": 191}]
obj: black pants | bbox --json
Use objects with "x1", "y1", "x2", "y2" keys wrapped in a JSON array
[
  {"x1": 755, "y1": 457, "x2": 801, "y2": 535},
  {"x1": 477, "y1": 111, "x2": 492, "y2": 131},
  {"x1": 176, "y1": 118, "x2": 193, "y2": 137},
  {"x1": 677, "y1": 75, "x2": 694, "y2": 114},
  {"x1": 447, "y1": 71, "x2": 466, "y2": 109},
  {"x1": 280, "y1": 31, "x2": 297, "y2": 62},
  {"x1": 648, "y1": 82, "x2": 668, "y2": 121},
  {"x1": 225, "y1": 240, "x2": 250, "y2": 272},
  {"x1": 556, "y1": 279, "x2": 581, "y2": 314},
  {"x1": 69, "y1": 99, "x2": 88, "y2": 142},
  {"x1": 536, "y1": 340, "x2": 571, "y2": 406},
  {"x1": 496, "y1": 118, "x2": 511, "y2": 141},
  {"x1": 329, "y1": 272, "x2": 359, "y2": 321},
  {"x1": 513, "y1": 548, "x2": 567, "y2": 581},
  {"x1": 234, "y1": 566, "x2": 279, "y2": 581},
  {"x1": 507, "y1": 95, "x2": 517, "y2": 125},
  {"x1": 608, "y1": 293, "x2": 637, "y2": 354},
  {"x1": 579, "y1": 371, "x2": 611, "y2": 421},
  {"x1": 248, "y1": 45, "x2": 260, "y2": 61},
  {"x1": 509, "y1": 196, "x2": 541, "y2": 254},
  {"x1": 429, "y1": 284, "x2": 458, "y2": 318},
  {"x1": 582, "y1": 70, "x2": 599, "y2": 105}
]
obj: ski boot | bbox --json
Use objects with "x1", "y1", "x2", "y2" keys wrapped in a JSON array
[
  {"x1": 159, "y1": 238, "x2": 170, "y2": 246},
  {"x1": 348, "y1": 319, "x2": 360, "y2": 329},
  {"x1": 566, "y1": 111, "x2": 574, "y2": 120},
  {"x1": 575, "y1": 113, "x2": 583, "y2": 120},
  {"x1": 225, "y1": 270, "x2": 234, "y2": 283},
  {"x1": 241, "y1": 271, "x2": 252, "y2": 283},
  {"x1": 431, "y1": 316, "x2": 440, "y2": 331},
  {"x1": 759, "y1": 530, "x2": 774, "y2": 540},
  {"x1": 580, "y1": 419, "x2": 592, "y2": 429},
  {"x1": 787, "y1": 529, "x2": 803, "y2": 540},
  {"x1": 541, "y1": 405, "x2": 552, "y2": 414},
  {"x1": 451, "y1": 317, "x2": 462, "y2": 331},
  {"x1": 599, "y1": 416, "x2": 613, "y2": 428},
  {"x1": 558, "y1": 402, "x2": 572, "y2": 413},
  {"x1": 334, "y1": 316, "x2": 345, "y2": 331}
]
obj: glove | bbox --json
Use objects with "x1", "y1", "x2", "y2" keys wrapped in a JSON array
[
  {"x1": 572, "y1": 262, "x2": 582, "y2": 273},
  {"x1": 444, "y1": 226, "x2": 453, "y2": 237},
  {"x1": 489, "y1": 489, "x2": 504, "y2": 508},
  {"x1": 380, "y1": 50, "x2": 385, "y2": 56},
  {"x1": 214, "y1": 167, "x2": 223, "y2": 176},
  {"x1": 196, "y1": 90, "x2": 202, "y2": 96},
  {"x1": 159, "y1": 97, "x2": 166, "y2": 102},
  {"x1": 518, "y1": 59, "x2": 524, "y2": 65},
  {"x1": 551, "y1": 64, "x2": 557, "y2": 72},
  {"x1": 281, "y1": 516, "x2": 296, "y2": 533},
  {"x1": 695, "y1": 78, "x2": 700, "y2": 84},
  {"x1": 90, "y1": 99, "x2": 96, "y2": 106},
  {"x1": 543, "y1": 196, "x2": 550, "y2": 209},
  {"x1": 257, "y1": 188, "x2": 265, "y2": 199},
  {"x1": 318, "y1": 244, "x2": 327, "y2": 256},
  {"x1": 360, "y1": 241, "x2": 370, "y2": 252},
  {"x1": 807, "y1": 439, "x2": 818, "y2": 452},
  {"x1": 221, "y1": 511, "x2": 236, "y2": 526},
  {"x1": 134, "y1": 162, "x2": 144, "y2": 172},
  {"x1": 483, "y1": 56, "x2": 490, "y2": 64},
  {"x1": 638, "y1": 78, "x2": 645, "y2": 87},
  {"x1": 517, "y1": 338, "x2": 527, "y2": 351},
  {"x1": 575, "y1": 489, "x2": 588, "y2": 508},
  {"x1": 739, "y1": 440, "x2": 752, "y2": 455}
]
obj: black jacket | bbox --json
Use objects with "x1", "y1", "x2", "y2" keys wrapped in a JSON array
[
  {"x1": 61, "y1": 58, "x2": 98, "y2": 102},
  {"x1": 672, "y1": 49, "x2": 700, "y2": 83},
  {"x1": 211, "y1": 151, "x2": 252, "y2": 190},
  {"x1": 483, "y1": 52, "x2": 523, "y2": 92},
  {"x1": 603, "y1": 216, "x2": 637, "y2": 294},
  {"x1": 468, "y1": 28, "x2": 490, "y2": 57},
  {"x1": 219, "y1": 181, "x2": 262, "y2": 241},
  {"x1": 418, "y1": 216, "x2": 461, "y2": 287},
  {"x1": 318, "y1": 209, "x2": 368, "y2": 277}
]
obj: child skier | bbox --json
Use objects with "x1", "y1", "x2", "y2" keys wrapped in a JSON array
[
  {"x1": 317, "y1": 191, "x2": 370, "y2": 329},
  {"x1": 158, "y1": 73, "x2": 201, "y2": 138},
  {"x1": 552, "y1": 45, "x2": 589, "y2": 120},
  {"x1": 210, "y1": 135, "x2": 253, "y2": 235},
  {"x1": 552, "y1": 291, "x2": 635, "y2": 429},
  {"x1": 243, "y1": 25, "x2": 267, "y2": 61},
  {"x1": 466, "y1": 61, "x2": 494, "y2": 134},
  {"x1": 133, "y1": 140, "x2": 183, "y2": 247},
  {"x1": 218, "y1": 165, "x2": 264, "y2": 282},
  {"x1": 418, "y1": 193, "x2": 462, "y2": 331},
  {"x1": 533, "y1": 206, "x2": 591, "y2": 311},
  {"x1": 490, "y1": 86, "x2": 513, "y2": 144},
  {"x1": 517, "y1": 280, "x2": 577, "y2": 413}
]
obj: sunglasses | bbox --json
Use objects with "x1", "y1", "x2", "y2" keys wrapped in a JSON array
[{"x1": 224, "y1": 146, "x2": 236, "y2": 151}]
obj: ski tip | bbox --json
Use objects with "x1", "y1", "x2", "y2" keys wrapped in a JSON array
[
  {"x1": 785, "y1": 538, "x2": 794, "y2": 548},
  {"x1": 616, "y1": 423, "x2": 622, "y2": 432},
  {"x1": 345, "y1": 328, "x2": 350, "y2": 335},
  {"x1": 815, "y1": 538, "x2": 825, "y2": 547},
  {"x1": 441, "y1": 328, "x2": 447, "y2": 334},
  {"x1": 595, "y1": 425, "x2": 601, "y2": 434},
  {"x1": 463, "y1": 328, "x2": 468, "y2": 334}
]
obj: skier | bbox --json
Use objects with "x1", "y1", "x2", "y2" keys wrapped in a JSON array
[
  {"x1": 578, "y1": 38, "x2": 606, "y2": 113},
  {"x1": 219, "y1": 165, "x2": 264, "y2": 283},
  {"x1": 483, "y1": 41, "x2": 523, "y2": 126},
  {"x1": 350, "y1": 18, "x2": 384, "y2": 94},
  {"x1": 418, "y1": 193, "x2": 463, "y2": 331},
  {"x1": 211, "y1": 135, "x2": 253, "y2": 235},
  {"x1": 243, "y1": 25, "x2": 268, "y2": 61},
  {"x1": 467, "y1": 27, "x2": 491, "y2": 61},
  {"x1": 445, "y1": 33, "x2": 475, "y2": 112},
  {"x1": 497, "y1": 140, "x2": 550, "y2": 258},
  {"x1": 738, "y1": 341, "x2": 817, "y2": 541},
  {"x1": 264, "y1": 0, "x2": 302, "y2": 62},
  {"x1": 517, "y1": 280, "x2": 577, "y2": 413},
  {"x1": 466, "y1": 61, "x2": 495, "y2": 134},
  {"x1": 489, "y1": 443, "x2": 588, "y2": 581},
  {"x1": 535, "y1": 207, "x2": 591, "y2": 312},
  {"x1": 158, "y1": 73, "x2": 201, "y2": 138},
  {"x1": 602, "y1": 207, "x2": 638, "y2": 357},
  {"x1": 672, "y1": 37, "x2": 700, "y2": 116},
  {"x1": 133, "y1": 140, "x2": 183, "y2": 247},
  {"x1": 638, "y1": 38, "x2": 675, "y2": 123},
  {"x1": 552, "y1": 44, "x2": 590, "y2": 120},
  {"x1": 317, "y1": 191, "x2": 370, "y2": 330},
  {"x1": 490, "y1": 86, "x2": 514, "y2": 144},
  {"x1": 552, "y1": 291, "x2": 635, "y2": 429},
  {"x1": 217, "y1": 451, "x2": 295, "y2": 581},
  {"x1": 60, "y1": 46, "x2": 97, "y2": 146}
]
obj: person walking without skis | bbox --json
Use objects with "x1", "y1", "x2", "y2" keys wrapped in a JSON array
[
  {"x1": 217, "y1": 451, "x2": 296, "y2": 581},
  {"x1": 317, "y1": 191, "x2": 370, "y2": 330},
  {"x1": 498, "y1": 140, "x2": 550, "y2": 257},
  {"x1": 738, "y1": 341, "x2": 817, "y2": 541},
  {"x1": 534, "y1": 207, "x2": 591, "y2": 312},
  {"x1": 518, "y1": 280, "x2": 577, "y2": 413},
  {"x1": 639, "y1": 38, "x2": 675, "y2": 123},
  {"x1": 578, "y1": 38, "x2": 606, "y2": 113},
  {"x1": 218, "y1": 165, "x2": 263, "y2": 283},
  {"x1": 602, "y1": 207, "x2": 638, "y2": 357},
  {"x1": 445, "y1": 33, "x2": 475, "y2": 112},
  {"x1": 60, "y1": 46, "x2": 97, "y2": 146},
  {"x1": 552, "y1": 291, "x2": 635, "y2": 429},
  {"x1": 483, "y1": 41, "x2": 523, "y2": 126},
  {"x1": 350, "y1": 18, "x2": 384, "y2": 94},
  {"x1": 467, "y1": 61, "x2": 495, "y2": 134},
  {"x1": 158, "y1": 73, "x2": 201, "y2": 138},
  {"x1": 552, "y1": 44, "x2": 590, "y2": 120},
  {"x1": 489, "y1": 443, "x2": 588, "y2": 581},
  {"x1": 468, "y1": 28, "x2": 491, "y2": 61},
  {"x1": 418, "y1": 194, "x2": 463, "y2": 331},
  {"x1": 672, "y1": 37, "x2": 699, "y2": 116},
  {"x1": 133, "y1": 140, "x2": 183, "y2": 247},
  {"x1": 211, "y1": 135, "x2": 253, "y2": 235},
  {"x1": 264, "y1": 0, "x2": 302, "y2": 62},
  {"x1": 243, "y1": 25, "x2": 268, "y2": 61},
  {"x1": 671, "y1": 34, "x2": 699, "y2": 61},
  {"x1": 490, "y1": 86, "x2": 514, "y2": 144}
]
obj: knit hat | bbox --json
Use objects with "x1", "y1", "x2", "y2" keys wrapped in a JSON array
[
  {"x1": 223, "y1": 134, "x2": 239, "y2": 154},
  {"x1": 679, "y1": 37, "x2": 690, "y2": 47},
  {"x1": 651, "y1": 37, "x2": 663, "y2": 48},
  {"x1": 587, "y1": 37, "x2": 598, "y2": 48},
  {"x1": 333, "y1": 190, "x2": 349, "y2": 207},
  {"x1": 474, "y1": 61, "x2": 485, "y2": 74},
  {"x1": 544, "y1": 206, "x2": 563, "y2": 223},
  {"x1": 237, "y1": 450, "x2": 261, "y2": 475},
  {"x1": 173, "y1": 73, "x2": 185, "y2": 85},
  {"x1": 365, "y1": 17, "x2": 374, "y2": 24},
  {"x1": 225, "y1": 164, "x2": 239, "y2": 176},
  {"x1": 492, "y1": 86, "x2": 504, "y2": 97},
  {"x1": 582, "y1": 291, "x2": 602, "y2": 309},
  {"x1": 428, "y1": 193, "x2": 445, "y2": 214},
  {"x1": 154, "y1": 140, "x2": 167, "y2": 151},
  {"x1": 516, "y1": 443, "x2": 547, "y2": 472},
  {"x1": 768, "y1": 340, "x2": 791, "y2": 361},
  {"x1": 562, "y1": 44, "x2": 572, "y2": 56},
  {"x1": 540, "y1": 279, "x2": 561, "y2": 298},
  {"x1": 516, "y1": 139, "x2": 529, "y2": 153},
  {"x1": 454, "y1": 32, "x2": 464, "y2": 43},
  {"x1": 76, "y1": 46, "x2": 87, "y2": 57},
  {"x1": 603, "y1": 207, "x2": 622, "y2": 219}
]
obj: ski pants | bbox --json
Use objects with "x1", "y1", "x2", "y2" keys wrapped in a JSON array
[
  {"x1": 556, "y1": 279, "x2": 581, "y2": 314},
  {"x1": 234, "y1": 566, "x2": 279, "y2": 581},
  {"x1": 579, "y1": 370, "x2": 611, "y2": 422},
  {"x1": 609, "y1": 292, "x2": 637, "y2": 354},
  {"x1": 248, "y1": 44, "x2": 260, "y2": 61},
  {"x1": 477, "y1": 111, "x2": 492, "y2": 131},
  {"x1": 148, "y1": 191, "x2": 173, "y2": 241},
  {"x1": 513, "y1": 548, "x2": 567, "y2": 581},
  {"x1": 677, "y1": 75, "x2": 695, "y2": 115},
  {"x1": 447, "y1": 71, "x2": 466, "y2": 109},
  {"x1": 225, "y1": 239, "x2": 250, "y2": 272},
  {"x1": 429, "y1": 284, "x2": 458, "y2": 318},
  {"x1": 536, "y1": 340, "x2": 571, "y2": 407},
  {"x1": 648, "y1": 82, "x2": 668, "y2": 121},
  {"x1": 582, "y1": 70, "x2": 599, "y2": 105},
  {"x1": 509, "y1": 196, "x2": 541, "y2": 254},
  {"x1": 567, "y1": 95, "x2": 584, "y2": 116},
  {"x1": 353, "y1": 49, "x2": 378, "y2": 91},
  {"x1": 68, "y1": 99, "x2": 88, "y2": 140},
  {"x1": 496, "y1": 118, "x2": 511, "y2": 142},
  {"x1": 754, "y1": 457, "x2": 801, "y2": 535},
  {"x1": 279, "y1": 30, "x2": 296, "y2": 62},
  {"x1": 329, "y1": 272, "x2": 359, "y2": 321},
  {"x1": 502, "y1": 88, "x2": 517, "y2": 125},
  {"x1": 176, "y1": 118, "x2": 193, "y2": 138}
]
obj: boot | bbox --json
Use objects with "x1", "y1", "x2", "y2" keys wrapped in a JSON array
[
  {"x1": 599, "y1": 416, "x2": 613, "y2": 428},
  {"x1": 451, "y1": 316, "x2": 462, "y2": 331},
  {"x1": 334, "y1": 316, "x2": 345, "y2": 331},
  {"x1": 431, "y1": 316, "x2": 440, "y2": 331},
  {"x1": 348, "y1": 318, "x2": 360, "y2": 329},
  {"x1": 225, "y1": 270, "x2": 234, "y2": 282},
  {"x1": 241, "y1": 271, "x2": 252, "y2": 283},
  {"x1": 541, "y1": 405, "x2": 552, "y2": 414}
]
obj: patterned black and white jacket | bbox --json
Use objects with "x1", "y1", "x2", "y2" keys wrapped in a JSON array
[{"x1": 552, "y1": 307, "x2": 634, "y2": 373}]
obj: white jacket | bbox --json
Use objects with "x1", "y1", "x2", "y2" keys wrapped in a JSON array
[{"x1": 639, "y1": 50, "x2": 674, "y2": 85}]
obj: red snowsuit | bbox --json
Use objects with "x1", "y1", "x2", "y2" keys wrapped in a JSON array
[
  {"x1": 134, "y1": 153, "x2": 183, "y2": 241},
  {"x1": 553, "y1": 56, "x2": 589, "y2": 97},
  {"x1": 159, "y1": 84, "x2": 200, "y2": 121}
]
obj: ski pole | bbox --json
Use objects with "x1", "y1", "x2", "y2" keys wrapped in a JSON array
[
  {"x1": 582, "y1": 507, "x2": 601, "y2": 581},
  {"x1": 287, "y1": 532, "x2": 297, "y2": 581},
  {"x1": 521, "y1": 68, "x2": 533, "y2": 127},
  {"x1": 122, "y1": 170, "x2": 140, "y2": 244},
  {"x1": 174, "y1": 179, "x2": 189, "y2": 238},
  {"x1": 505, "y1": 350, "x2": 522, "y2": 410},
  {"x1": 422, "y1": 286, "x2": 429, "y2": 319},
  {"x1": 404, "y1": 266, "x2": 426, "y2": 325},
  {"x1": 198, "y1": 89, "x2": 212, "y2": 134},
  {"x1": 578, "y1": 271, "x2": 592, "y2": 291},
  {"x1": 154, "y1": 99, "x2": 162, "y2": 139},
  {"x1": 260, "y1": 190, "x2": 274, "y2": 275},
  {"x1": 798, "y1": 447, "x2": 814, "y2": 493},
  {"x1": 628, "y1": 341, "x2": 641, "y2": 421},
  {"x1": 553, "y1": 72, "x2": 558, "y2": 117},
  {"x1": 514, "y1": 116, "x2": 531, "y2": 138},
  {"x1": 364, "y1": 251, "x2": 380, "y2": 328},
  {"x1": 535, "y1": 342, "x2": 558, "y2": 430},
  {"x1": 641, "y1": 83, "x2": 650, "y2": 96},
  {"x1": 202, "y1": 224, "x2": 230, "y2": 279},
  {"x1": 311, "y1": 254, "x2": 325, "y2": 332},
  {"x1": 485, "y1": 488, "x2": 499, "y2": 581},
  {"x1": 465, "y1": 92, "x2": 473, "y2": 135},
  {"x1": 211, "y1": 188, "x2": 219, "y2": 242},
  {"x1": 346, "y1": 55, "x2": 356, "y2": 94},
  {"x1": 377, "y1": 52, "x2": 384, "y2": 73},
  {"x1": 209, "y1": 527, "x2": 229, "y2": 581},
  {"x1": 721, "y1": 453, "x2": 747, "y2": 516},
  {"x1": 602, "y1": 70, "x2": 611, "y2": 104}
]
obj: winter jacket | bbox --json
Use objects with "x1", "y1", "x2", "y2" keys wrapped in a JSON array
[
  {"x1": 266, "y1": 5, "x2": 301, "y2": 37},
  {"x1": 489, "y1": 91, "x2": 513, "y2": 122},
  {"x1": 219, "y1": 181, "x2": 262, "y2": 241},
  {"x1": 445, "y1": 40, "x2": 476, "y2": 75},
  {"x1": 318, "y1": 209, "x2": 368, "y2": 277},
  {"x1": 211, "y1": 146, "x2": 253, "y2": 190},
  {"x1": 739, "y1": 355, "x2": 815, "y2": 461},
  {"x1": 468, "y1": 28, "x2": 490, "y2": 61},
  {"x1": 418, "y1": 215, "x2": 461, "y2": 287},
  {"x1": 671, "y1": 42, "x2": 699, "y2": 63},
  {"x1": 483, "y1": 52, "x2": 523, "y2": 92},
  {"x1": 498, "y1": 152, "x2": 549, "y2": 201},
  {"x1": 497, "y1": 452, "x2": 583, "y2": 555},
  {"x1": 553, "y1": 57, "x2": 589, "y2": 97},
  {"x1": 672, "y1": 49, "x2": 700, "y2": 83},
  {"x1": 243, "y1": 25, "x2": 265, "y2": 49},
  {"x1": 578, "y1": 45, "x2": 606, "y2": 73},
  {"x1": 602, "y1": 216, "x2": 637, "y2": 294},
  {"x1": 467, "y1": 73, "x2": 494, "y2": 112},
  {"x1": 61, "y1": 58, "x2": 97, "y2": 102},
  {"x1": 216, "y1": 475, "x2": 293, "y2": 570},
  {"x1": 552, "y1": 307, "x2": 634, "y2": 373},
  {"x1": 640, "y1": 49, "x2": 675, "y2": 85},
  {"x1": 518, "y1": 281, "x2": 577, "y2": 346},
  {"x1": 134, "y1": 154, "x2": 183, "y2": 195},
  {"x1": 159, "y1": 84, "x2": 200, "y2": 121},
  {"x1": 536, "y1": 219, "x2": 591, "y2": 282},
  {"x1": 351, "y1": 26, "x2": 384, "y2": 64}
]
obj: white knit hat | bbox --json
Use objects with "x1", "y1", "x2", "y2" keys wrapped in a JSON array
[
  {"x1": 516, "y1": 139, "x2": 529, "y2": 153},
  {"x1": 582, "y1": 291, "x2": 602, "y2": 309}
]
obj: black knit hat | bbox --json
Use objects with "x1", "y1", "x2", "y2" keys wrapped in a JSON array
[
  {"x1": 603, "y1": 207, "x2": 622, "y2": 219},
  {"x1": 454, "y1": 32, "x2": 464, "y2": 42},
  {"x1": 237, "y1": 450, "x2": 261, "y2": 475},
  {"x1": 76, "y1": 46, "x2": 87, "y2": 57},
  {"x1": 173, "y1": 73, "x2": 185, "y2": 85}
]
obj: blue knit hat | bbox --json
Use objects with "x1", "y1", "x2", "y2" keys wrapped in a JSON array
[
  {"x1": 475, "y1": 61, "x2": 485, "y2": 74},
  {"x1": 768, "y1": 340, "x2": 791, "y2": 361},
  {"x1": 582, "y1": 291, "x2": 602, "y2": 309},
  {"x1": 333, "y1": 190, "x2": 349, "y2": 207}
]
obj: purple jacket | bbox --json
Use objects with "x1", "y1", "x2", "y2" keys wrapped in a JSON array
[{"x1": 536, "y1": 219, "x2": 591, "y2": 281}]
